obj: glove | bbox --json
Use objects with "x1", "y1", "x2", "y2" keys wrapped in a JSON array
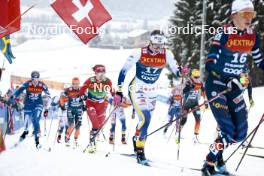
[
  {"x1": 131, "y1": 112, "x2": 135, "y2": 119},
  {"x1": 227, "y1": 78, "x2": 244, "y2": 91},
  {"x1": 180, "y1": 65, "x2": 189, "y2": 76},
  {"x1": 60, "y1": 105, "x2": 66, "y2": 111},
  {"x1": 239, "y1": 74, "x2": 250, "y2": 88},
  {"x1": 80, "y1": 93, "x2": 87, "y2": 101},
  {"x1": 249, "y1": 99, "x2": 255, "y2": 108},
  {"x1": 205, "y1": 103, "x2": 209, "y2": 109},
  {"x1": 113, "y1": 91, "x2": 123, "y2": 106},
  {"x1": 43, "y1": 109, "x2": 49, "y2": 118},
  {"x1": 7, "y1": 96, "x2": 16, "y2": 106}
]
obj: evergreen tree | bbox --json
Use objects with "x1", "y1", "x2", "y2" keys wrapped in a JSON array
[
  {"x1": 169, "y1": 0, "x2": 264, "y2": 86},
  {"x1": 169, "y1": 0, "x2": 202, "y2": 67}
]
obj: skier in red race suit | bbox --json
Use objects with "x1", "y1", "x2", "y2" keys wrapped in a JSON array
[{"x1": 80, "y1": 65, "x2": 114, "y2": 153}]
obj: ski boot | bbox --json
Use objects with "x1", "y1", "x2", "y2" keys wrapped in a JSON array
[
  {"x1": 136, "y1": 147, "x2": 149, "y2": 166},
  {"x1": 65, "y1": 136, "x2": 71, "y2": 147},
  {"x1": 193, "y1": 134, "x2": 200, "y2": 144},
  {"x1": 74, "y1": 138, "x2": 80, "y2": 147},
  {"x1": 132, "y1": 136, "x2": 137, "y2": 153},
  {"x1": 201, "y1": 161, "x2": 218, "y2": 176},
  {"x1": 57, "y1": 134, "x2": 62, "y2": 143},
  {"x1": 109, "y1": 133, "x2": 114, "y2": 144},
  {"x1": 121, "y1": 133, "x2": 127, "y2": 144},
  {"x1": 20, "y1": 130, "x2": 29, "y2": 141},
  {"x1": 85, "y1": 141, "x2": 97, "y2": 153},
  {"x1": 85, "y1": 130, "x2": 98, "y2": 153},
  {"x1": 216, "y1": 154, "x2": 230, "y2": 175},
  {"x1": 35, "y1": 137, "x2": 42, "y2": 149}
]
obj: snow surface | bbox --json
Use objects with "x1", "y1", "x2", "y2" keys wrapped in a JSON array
[{"x1": 1, "y1": 35, "x2": 264, "y2": 176}]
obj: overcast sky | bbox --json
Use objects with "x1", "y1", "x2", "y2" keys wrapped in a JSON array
[{"x1": 21, "y1": 0, "x2": 176, "y2": 20}]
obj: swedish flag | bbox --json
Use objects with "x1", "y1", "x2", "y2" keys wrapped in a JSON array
[{"x1": 0, "y1": 35, "x2": 15, "y2": 64}]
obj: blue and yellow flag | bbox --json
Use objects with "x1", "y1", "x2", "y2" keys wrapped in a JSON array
[{"x1": 0, "y1": 35, "x2": 15, "y2": 64}]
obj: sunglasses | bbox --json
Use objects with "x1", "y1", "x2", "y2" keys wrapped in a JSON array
[
  {"x1": 152, "y1": 44, "x2": 164, "y2": 49},
  {"x1": 237, "y1": 11, "x2": 256, "y2": 19}
]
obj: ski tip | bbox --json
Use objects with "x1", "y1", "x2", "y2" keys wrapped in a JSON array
[{"x1": 105, "y1": 152, "x2": 110, "y2": 157}]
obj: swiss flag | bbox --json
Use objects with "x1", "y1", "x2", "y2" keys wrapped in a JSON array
[
  {"x1": 51, "y1": 0, "x2": 112, "y2": 44},
  {"x1": 0, "y1": 0, "x2": 21, "y2": 38}
]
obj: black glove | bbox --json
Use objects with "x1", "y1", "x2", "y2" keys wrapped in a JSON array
[
  {"x1": 80, "y1": 93, "x2": 88, "y2": 101},
  {"x1": 205, "y1": 103, "x2": 209, "y2": 109},
  {"x1": 60, "y1": 105, "x2": 66, "y2": 111},
  {"x1": 82, "y1": 105, "x2": 87, "y2": 111}
]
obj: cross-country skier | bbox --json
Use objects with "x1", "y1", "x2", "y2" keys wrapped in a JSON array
[
  {"x1": 108, "y1": 95, "x2": 131, "y2": 145},
  {"x1": 64, "y1": 77, "x2": 84, "y2": 147},
  {"x1": 113, "y1": 30, "x2": 188, "y2": 165},
  {"x1": 11, "y1": 71, "x2": 51, "y2": 148},
  {"x1": 163, "y1": 85, "x2": 183, "y2": 142},
  {"x1": 202, "y1": 0, "x2": 264, "y2": 175},
  {"x1": 56, "y1": 93, "x2": 68, "y2": 143},
  {"x1": 80, "y1": 65, "x2": 114, "y2": 153},
  {"x1": 180, "y1": 69, "x2": 207, "y2": 143}
]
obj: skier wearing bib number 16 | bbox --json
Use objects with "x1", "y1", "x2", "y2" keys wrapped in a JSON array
[
  {"x1": 113, "y1": 30, "x2": 188, "y2": 166},
  {"x1": 202, "y1": 0, "x2": 264, "y2": 175}
]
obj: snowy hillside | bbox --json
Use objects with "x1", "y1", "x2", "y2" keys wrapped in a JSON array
[{"x1": 1, "y1": 87, "x2": 264, "y2": 176}]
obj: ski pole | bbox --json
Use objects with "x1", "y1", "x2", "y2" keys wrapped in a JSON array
[
  {"x1": 177, "y1": 76, "x2": 185, "y2": 160},
  {"x1": 45, "y1": 110, "x2": 55, "y2": 142},
  {"x1": 83, "y1": 106, "x2": 118, "y2": 152},
  {"x1": 126, "y1": 108, "x2": 135, "y2": 142},
  {"x1": 146, "y1": 88, "x2": 231, "y2": 138},
  {"x1": 112, "y1": 114, "x2": 117, "y2": 152},
  {"x1": 235, "y1": 113, "x2": 264, "y2": 171},
  {"x1": 167, "y1": 123, "x2": 176, "y2": 143},
  {"x1": 225, "y1": 113, "x2": 264, "y2": 163}
]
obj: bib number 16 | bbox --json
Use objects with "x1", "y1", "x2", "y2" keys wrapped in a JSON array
[{"x1": 231, "y1": 53, "x2": 247, "y2": 64}]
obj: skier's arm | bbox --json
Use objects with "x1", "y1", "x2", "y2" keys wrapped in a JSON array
[
  {"x1": 13, "y1": 82, "x2": 28, "y2": 98},
  {"x1": 107, "y1": 79, "x2": 115, "y2": 96},
  {"x1": 80, "y1": 79, "x2": 90, "y2": 96},
  {"x1": 205, "y1": 32, "x2": 230, "y2": 81},
  {"x1": 42, "y1": 83, "x2": 51, "y2": 109},
  {"x1": 252, "y1": 33, "x2": 264, "y2": 71},
  {"x1": 166, "y1": 50, "x2": 180, "y2": 78},
  {"x1": 183, "y1": 79, "x2": 191, "y2": 94},
  {"x1": 43, "y1": 83, "x2": 51, "y2": 98},
  {"x1": 117, "y1": 49, "x2": 141, "y2": 91},
  {"x1": 247, "y1": 80, "x2": 253, "y2": 101}
]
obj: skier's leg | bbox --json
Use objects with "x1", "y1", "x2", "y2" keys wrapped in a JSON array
[
  {"x1": 120, "y1": 117, "x2": 127, "y2": 144},
  {"x1": 192, "y1": 106, "x2": 201, "y2": 143},
  {"x1": 65, "y1": 109, "x2": 74, "y2": 142},
  {"x1": 164, "y1": 106, "x2": 175, "y2": 134},
  {"x1": 180, "y1": 104, "x2": 189, "y2": 128},
  {"x1": 215, "y1": 89, "x2": 248, "y2": 173},
  {"x1": 129, "y1": 89, "x2": 153, "y2": 164},
  {"x1": 32, "y1": 106, "x2": 43, "y2": 147},
  {"x1": 203, "y1": 81, "x2": 236, "y2": 174},
  {"x1": 20, "y1": 110, "x2": 32, "y2": 140},
  {"x1": 74, "y1": 108, "x2": 83, "y2": 143}
]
